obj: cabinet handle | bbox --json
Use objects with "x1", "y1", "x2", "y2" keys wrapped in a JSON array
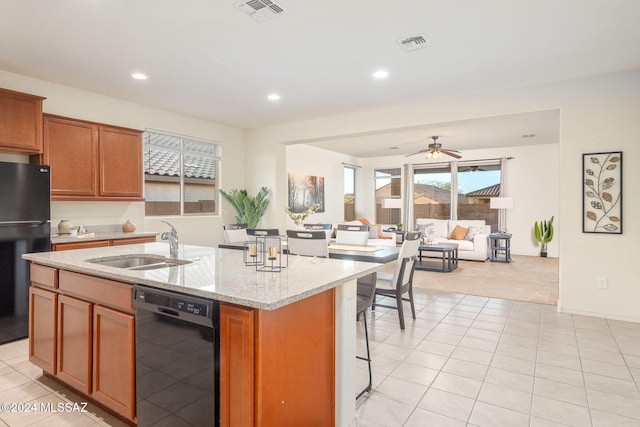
[{"x1": 158, "y1": 307, "x2": 179, "y2": 317}]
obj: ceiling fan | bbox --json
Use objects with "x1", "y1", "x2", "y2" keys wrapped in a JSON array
[{"x1": 406, "y1": 136, "x2": 462, "y2": 159}]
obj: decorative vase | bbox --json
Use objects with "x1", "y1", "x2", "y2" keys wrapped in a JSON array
[
  {"x1": 57, "y1": 219, "x2": 73, "y2": 234},
  {"x1": 540, "y1": 252, "x2": 548, "y2": 258},
  {"x1": 122, "y1": 219, "x2": 136, "y2": 233}
]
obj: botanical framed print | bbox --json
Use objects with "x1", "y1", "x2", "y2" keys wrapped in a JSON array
[
  {"x1": 582, "y1": 151, "x2": 622, "y2": 234},
  {"x1": 287, "y1": 174, "x2": 325, "y2": 213}
]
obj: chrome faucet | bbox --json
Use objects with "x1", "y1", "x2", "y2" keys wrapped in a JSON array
[{"x1": 161, "y1": 220, "x2": 179, "y2": 258}]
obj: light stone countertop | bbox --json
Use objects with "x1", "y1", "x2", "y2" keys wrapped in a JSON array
[{"x1": 23, "y1": 242, "x2": 383, "y2": 310}]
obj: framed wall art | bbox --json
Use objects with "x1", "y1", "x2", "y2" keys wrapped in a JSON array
[
  {"x1": 582, "y1": 151, "x2": 622, "y2": 234},
  {"x1": 287, "y1": 174, "x2": 325, "y2": 213}
]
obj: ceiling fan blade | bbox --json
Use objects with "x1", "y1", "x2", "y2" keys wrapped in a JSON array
[
  {"x1": 441, "y1": 149, "x2": 462, "y2": 159},
  {"x1": 405, "y1": 149, "x2": 430, "y2": 157}
]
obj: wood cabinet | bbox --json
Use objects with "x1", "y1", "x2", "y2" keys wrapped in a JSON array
[
  {"x1": 28, "y1": 265, "x2": 136, "y2": 422},
  {"x1": 220, "y1": 289, "x2": 336, "y2": 427},
  {"x1": 29, "y1": 264, "x2": 59, "y2": 373},
  {"x1": 52, "y1": 235, "x2": 156, "y2": 251},
  {"x1": 29, "y1": 286, "x2": 57, "y2": 373},
  {"x1": 92, "y1": 305, "x2": 135, "y2": 420},
  {"x1": 43, "y1": 114, "x2": 143, "y2": 201},
  {"x1": 57, "y1": 294, "x2": 92, "y2": 394},
  {"x1": 0, "y1": 88, "x2": 45, "y2": 153},
  {"x1": 220, "y1": 304, "x2": 255, "y2": 427}
]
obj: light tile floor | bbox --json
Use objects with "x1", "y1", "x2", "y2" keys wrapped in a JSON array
[
  {"x1": 0, "y1": 288, "x2": 639, "y2": 426},
  {"x1": 355, "y1": 289, "x2": 640, "y2": 426}
]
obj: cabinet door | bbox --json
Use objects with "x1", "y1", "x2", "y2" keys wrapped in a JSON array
[
  {"x1": 57, "y1": 295, "x2": 92, "y2": 394},
  {"x1": 220, "y1": 303, "x2": 255, "y2": 427},
  {"x1": 99, "y1": 126, "x2": 143, "y2": 199},
  {"x1": 0, "y1": 88, "x2": 44, "y2": 153},
  {"x1": 44, "y1": 115, "x2": 98, "y2": 198},
  {"x1": 92, "y1": 305, "x2": 135, "y2": 421},
  {"x1": 29, "y1": 286, "x2": 57, "y2": 374}
]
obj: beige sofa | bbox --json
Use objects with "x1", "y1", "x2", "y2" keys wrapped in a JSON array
[{"x1": 416, "y1": 218, "x2": 490, "y2": 261}]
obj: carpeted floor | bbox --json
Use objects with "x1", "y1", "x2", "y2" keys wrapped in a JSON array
[{"x1": 405, "y1": 255, "x2": 559, "y2": 305}]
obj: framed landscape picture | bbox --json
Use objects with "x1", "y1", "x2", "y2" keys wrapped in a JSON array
[
  {"x1": 582, "y1": 151, "x2": 622, "y2": 234},
  {"x1": 287, "y1": 174, "x2": 325, "y2": 213}
]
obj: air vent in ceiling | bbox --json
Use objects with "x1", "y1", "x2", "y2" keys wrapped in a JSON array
[
  {"x1": 397, "y1": 34, "x2": 432, "y2": 52},
  {"x1": 235, "y1": 0, "x2": 287, "y2": 22}
]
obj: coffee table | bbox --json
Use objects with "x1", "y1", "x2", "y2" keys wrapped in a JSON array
[{"x1": 417, "y1": 243, "x2": 459, "y2": 272}]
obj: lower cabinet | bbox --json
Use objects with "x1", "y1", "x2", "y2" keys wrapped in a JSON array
[
  {"x1": 29, "y1": 286, "x2": 57, "y2": 374},
  {"x1": 57, "y1": 295, "x2": 92, "y2": 394},
  {"x1": 92, "y1": 305, "x2": 135, "y2": 420},
  {"x1": 29, "y1": 266, "x2": 136, "y2": 422},
  {"x1": 220, "y1": 289, "x2": 336, "y2": 427}
]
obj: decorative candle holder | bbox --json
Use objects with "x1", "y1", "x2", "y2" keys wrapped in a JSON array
[
  {"x1": 243, "y1": 241, "x2": 262, "y2": 266},
  {"x1": 256, "y1": 235, "x2": 287, "y2": 272}
]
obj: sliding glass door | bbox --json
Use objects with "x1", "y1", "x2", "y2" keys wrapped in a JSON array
[
  {"x1": 413, "y1": 165, "x2": 452, "y2": 220},
  {"x1": 458, "y1": 161, "x2": 501, "y2": 231},
  {"x1": 410, "y1": 160, "x2": 502, "y2": 230}
]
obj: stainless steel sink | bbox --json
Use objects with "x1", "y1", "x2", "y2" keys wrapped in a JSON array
[{"x1": 85, "y1": 254, "x2": 193, "y2": 270}]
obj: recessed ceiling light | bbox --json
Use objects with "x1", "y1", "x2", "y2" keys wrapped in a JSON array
[
  {"x1": 389, "y1": 146, "x2": 400, "y2": 150},
  {"x1": 267, "y1": 93, "x2": 281, "y2": 101},
  {"x1": 131, "y1": 73, "x2": 148, "y2": 80},
  {"x1": 373, "y1": 70, "x2": 389, "y2": 79}
]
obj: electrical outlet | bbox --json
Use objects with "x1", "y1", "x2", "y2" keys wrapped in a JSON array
[{"x1": 597, "y1": 277, "x2": 608, "y2": 289}]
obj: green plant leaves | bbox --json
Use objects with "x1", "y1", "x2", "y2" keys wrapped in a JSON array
[{"x1": 220, "y1": 187, "x2": 270, "y2": 228}]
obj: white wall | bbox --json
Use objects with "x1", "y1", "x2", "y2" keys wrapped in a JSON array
[
  {"x1": 0, "y1": 70, "x2": 246, "y2": 246},
  {"x1": 282, "y1": 144, "x2": 362, "y2": 230},
  {"x1": 245, "y1": 70, "x2": 640, "y2": 323}
]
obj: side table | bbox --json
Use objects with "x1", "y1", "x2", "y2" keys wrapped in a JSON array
[
  {"x1": 489, "y1": 233, "x2": 512, "y2": 263},
  {"x1": 383, "y1": 229, "x2": 406, "y2": 245}
]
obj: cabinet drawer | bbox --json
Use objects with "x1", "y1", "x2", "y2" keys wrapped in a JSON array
[
  {"x1": 59, "y1": 270, "x2": 133, "y2": 313},
  {"x1": 53, "y1": 240, "x2": 110, "y2": 251},
  {"x1": 111, "y1": 236, "x2": 157, "y2": 246},
  {"x1": 30, "y1": 264, "x2": 58, "y2": 289}
]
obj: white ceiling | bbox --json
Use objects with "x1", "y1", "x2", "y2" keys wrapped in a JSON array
[{"x1": 2, "y1": 1, "x2": 639, "y2": 155}]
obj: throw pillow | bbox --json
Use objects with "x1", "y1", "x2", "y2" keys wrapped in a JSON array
[
  {"x1": 450, "y1": 225, "x2": 468, "y2": 240},
  {"x1": 464, "y1": 226, "x2": 481, "y2": 241}
]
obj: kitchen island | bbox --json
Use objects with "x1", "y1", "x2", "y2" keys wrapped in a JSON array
[{"x1": 23, "y1": 242, "x2": 382, "y2": 426}]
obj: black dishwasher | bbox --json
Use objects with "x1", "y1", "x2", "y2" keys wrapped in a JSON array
[{"x1": 133, "y1": 286, "x2": 219, "y2": 427}]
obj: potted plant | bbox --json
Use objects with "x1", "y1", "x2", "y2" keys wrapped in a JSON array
[
  {"x1": 220, "y1": 187, "x2": 270, "y2": 228},
  {"x1": 396, "y1": 223, "x2": 403, "y2": 231},
  {"x1": 534, "y1": 215, "x2": 554, "y2": 257}
]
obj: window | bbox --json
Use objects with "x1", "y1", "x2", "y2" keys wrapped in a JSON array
[
  {"x1": 375, "y1": 168, "x2": 401, "y2": 224},
  {"x1": 457, "y1": 161, "x2": 501, "y2": 230},
  {"x1": 143, "y1": 130, "x2": 220, "y2": 216},
  {"x1": 413, "y1": 165, "x2": 452, "y2": 220},
  {"x1": 344, "y1": 166, "x2": 356, "y2": 221},
  {"x1": 411, "y1": 160, "x2": 502, "y2": 230}
]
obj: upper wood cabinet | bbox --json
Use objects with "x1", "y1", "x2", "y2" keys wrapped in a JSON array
[
  {"x1": 43, "y1": 114, "x2": 143, "y2": 201},
  {"x1": 0, "y1": 88, "x2": 45, "y2": 153}
]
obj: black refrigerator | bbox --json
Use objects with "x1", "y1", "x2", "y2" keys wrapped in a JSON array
[{"x1": 0, "y1": 161, "x2": 51, "y2": 345}]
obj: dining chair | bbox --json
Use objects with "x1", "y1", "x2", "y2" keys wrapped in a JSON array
[
  {"x1": 246, "y1": 228, "x2": 280, "y2": 236},
  {"x1": 356, "y1": 272, "x2": 376, "y2": 399},
  {"x1": 335, "y1": 224, "x2": 370, "y2": 246},
  {"x1": 372, "y1": 231, "x2": 421, "y2": 330},
  {"x1": 222, "y1": 223, "x2": 248, "y2": 244},
  {"x1": 286, "y1": 230, "x2": 329, "y2": 258},
  {"x1": 303, "y1": 223, "x2": 333, "y2": 240}
]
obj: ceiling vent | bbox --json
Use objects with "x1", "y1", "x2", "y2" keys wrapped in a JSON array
[
  {"x1": 235, "y1": 0, "x2": 287, "y2": 22},
  {"x1": 397, "y1": 34, "x2": 431, "y2": 52}
]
